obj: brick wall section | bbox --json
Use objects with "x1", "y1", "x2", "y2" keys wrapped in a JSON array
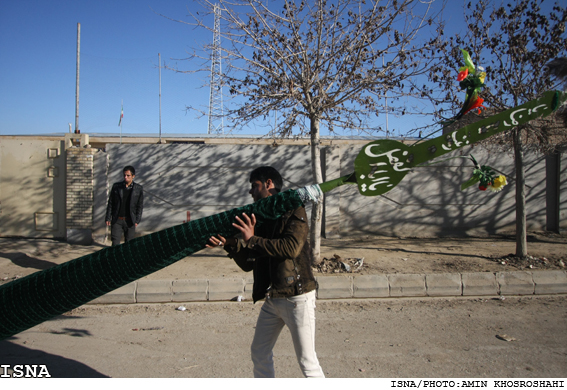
[{"x1": 66, "y1": 148, "x2": 95, "y2": 230}]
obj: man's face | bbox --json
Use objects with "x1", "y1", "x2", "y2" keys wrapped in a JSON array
[
  {"x1": 124, "y1": 170, "x2": 135, "y2": 186},
  {"x1": 249, "y1": 179, "x2": 273, "y2": 202}
]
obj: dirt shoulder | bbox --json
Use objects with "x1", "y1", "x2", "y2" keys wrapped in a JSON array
[
  {"x1": 1, "y1": 232, "x2": 566, "y2": 285},
  {"x1": 315, "y1": 232, "x2": 567, "y2": 276}
]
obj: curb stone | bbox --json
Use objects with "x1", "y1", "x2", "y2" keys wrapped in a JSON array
[
  {"x1": 137, "y1": 280, "x2": 172, "y2": 303},
  {"x1": 388, "y1": 274, "x2": 426, "y2": 297},
  {"x1": 462, "y1": 272, "x2": 498, "y2": 296},
  {"x1": 208, "y1": 278, "x2": 245, "y2": 301},
  {"x1": 90, "y1": 282, "x2": 136, "y2": 304},
  {"x1": 353, "y1": 275, "x2": 389, "y2": 298},
  {"x1": 497, "y1": 271, "x2": 534, "y2": 296},
  {"x1": 172, "y1": 279, "x2": 208, "y2": 302},
  {"x1": 532, "y1": 270, "x2": 567, "y2": 294},
  {"x1": 426, "y1": 273, "x2": 462, "y2": 297},
  {"x1": 87, "y1": 270, "x2": 567, "y2": 305},
  {"x1": 316, "y1": 275, "x2": 352, "y2": 299}
]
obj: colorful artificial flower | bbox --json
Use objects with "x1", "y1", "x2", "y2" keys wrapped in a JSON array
[
  {"x1": 462, "y1": 97, "x2": 485, "y2": 116},
  {"x1": 460, "y1": 155, "x2": 507, "y2": 194},
  {"x1": 457, "y1": 68, "x2": 469, "y2": 81},
  {"x1": 460, "y1": 49, "x2": 476, "y2": 74},
  {"x1": 454, "y1": 49, "x2": 487, "y2": 119},
  {"x1": 488, "y1": 175, "x2": 507, "y2": 192}
]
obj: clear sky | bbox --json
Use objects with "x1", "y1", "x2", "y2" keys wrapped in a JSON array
[
  {"x1": 0, "y1": 0, "x2": 517, "y2": 138},
  {"x1": 0, "y1": 0, "x2": 220, "y2": 136}
]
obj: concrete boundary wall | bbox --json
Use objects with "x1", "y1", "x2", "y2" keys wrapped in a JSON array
[
  {"x1": 0, "y1": 134, "x2": 565, "y2": 241},
  {"x1": 0, "y1": 137, "x2": 66, "y2": 238},
  {"x1": 99, "y1": 141, "x2": 565, "y2": 239},
  {"x1": 338, "y1": 144, "x2": 562, "y2": 236}
]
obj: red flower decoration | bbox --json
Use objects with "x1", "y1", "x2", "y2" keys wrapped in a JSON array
[
  {"x1": 457, "y1": 69, "x2": 469, "y2": 81},
  {"x1": 464, "y1": 97, "x2": 485, "y2": 115}
]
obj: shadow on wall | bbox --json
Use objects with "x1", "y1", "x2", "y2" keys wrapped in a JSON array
[
  {"x1": 99, "y1": 143, "x2": 314, "y2": 235},
  {"x1": 88, "y1": 141, "x2": 559, "y2": 239},
  {"x1": 338, "y1": 144, "x2": 550, "y2": 237}
]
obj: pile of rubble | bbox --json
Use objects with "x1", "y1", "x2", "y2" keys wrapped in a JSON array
[{"x1": 312, "y1": 254, "x2": 365, "y2": 273}]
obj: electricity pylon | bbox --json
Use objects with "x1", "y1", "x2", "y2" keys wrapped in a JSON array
[{"x1": 208, "y1": 4, "x2": 224, "y2": 135}]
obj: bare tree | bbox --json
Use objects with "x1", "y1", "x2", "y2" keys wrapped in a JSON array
[
  {"x1": 429, "y1": 0, "x2": 567, "y2": 258},
  {"x1": 161, "y1": 0, "x2": 446, "y2": 263}
]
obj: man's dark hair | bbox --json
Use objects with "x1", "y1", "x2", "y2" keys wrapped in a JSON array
[
  {"x1": 249, "y1": 166, "x2": 283, "y2": 192},
  {"x1": 123, "y1": 165, "x2": 136, "y2": 176}
]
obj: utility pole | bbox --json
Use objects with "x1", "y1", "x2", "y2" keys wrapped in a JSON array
[
  {"x1": 208, "y1": 4, "x2": 224, "y2": 135},
  {"x1": 75, "y1": 23, "x2": 80, "y2": 133},
  {"x1": 159, "y1": 53, "x2": 163, "y2": 143},
  {"x1": 383, "y1": 56, "x2": 389, "y2": 138}
]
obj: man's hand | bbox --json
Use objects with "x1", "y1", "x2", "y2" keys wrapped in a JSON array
[
  {"x1": 106, "y1": 221, "x2": 111, "y2": 226},
  {"x1": 206, "y1": 235, "x2": 227, "y2": 249},
  {"x1": 233, "y1": 213, "x2": 256, "y2": 243}
]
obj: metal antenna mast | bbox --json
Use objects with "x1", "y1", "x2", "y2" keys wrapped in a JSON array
[{"x1": 208, "y1": 4, "x2": 224, "y2": 135}]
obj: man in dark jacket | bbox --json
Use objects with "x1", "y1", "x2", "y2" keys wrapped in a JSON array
[
  {"x1": 207, "y1": 166, "x2": 324, "y2": 378},
  {"x1": 105, "y1": 165, "x2": 144, "y2": 246}
]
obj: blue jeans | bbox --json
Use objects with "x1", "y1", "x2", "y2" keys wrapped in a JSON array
[{"x1": 251, "y1": 290, "x2": 324, "y2": 378}]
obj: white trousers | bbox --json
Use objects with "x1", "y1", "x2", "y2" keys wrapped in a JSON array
[{"x1": 251, "y1": 290, "x2": 325, "y2": 378}]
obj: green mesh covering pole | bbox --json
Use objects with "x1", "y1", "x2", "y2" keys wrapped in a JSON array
[{"x1": 0, "y1": 190, "x2": 306, "y2": 340}]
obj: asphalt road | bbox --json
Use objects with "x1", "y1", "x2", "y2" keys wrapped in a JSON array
[{"x1": 1, "y1": 295, "x2": 566, "y2": 380}]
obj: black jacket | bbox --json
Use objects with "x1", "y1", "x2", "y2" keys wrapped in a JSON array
[
  {"x1": 105, "y1": 182, "x2": 144, "y2": 226},
  {"x1": 226, "y1": 206, "x2": 317, "y2": 303}
]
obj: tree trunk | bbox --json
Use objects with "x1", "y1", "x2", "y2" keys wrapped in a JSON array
[
  {"x1": 513, "y1": 128, "x2": 528, "y2": 258},
  {"x1": 309, "y1": 117, "x2": 323, "y2": 265}
]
